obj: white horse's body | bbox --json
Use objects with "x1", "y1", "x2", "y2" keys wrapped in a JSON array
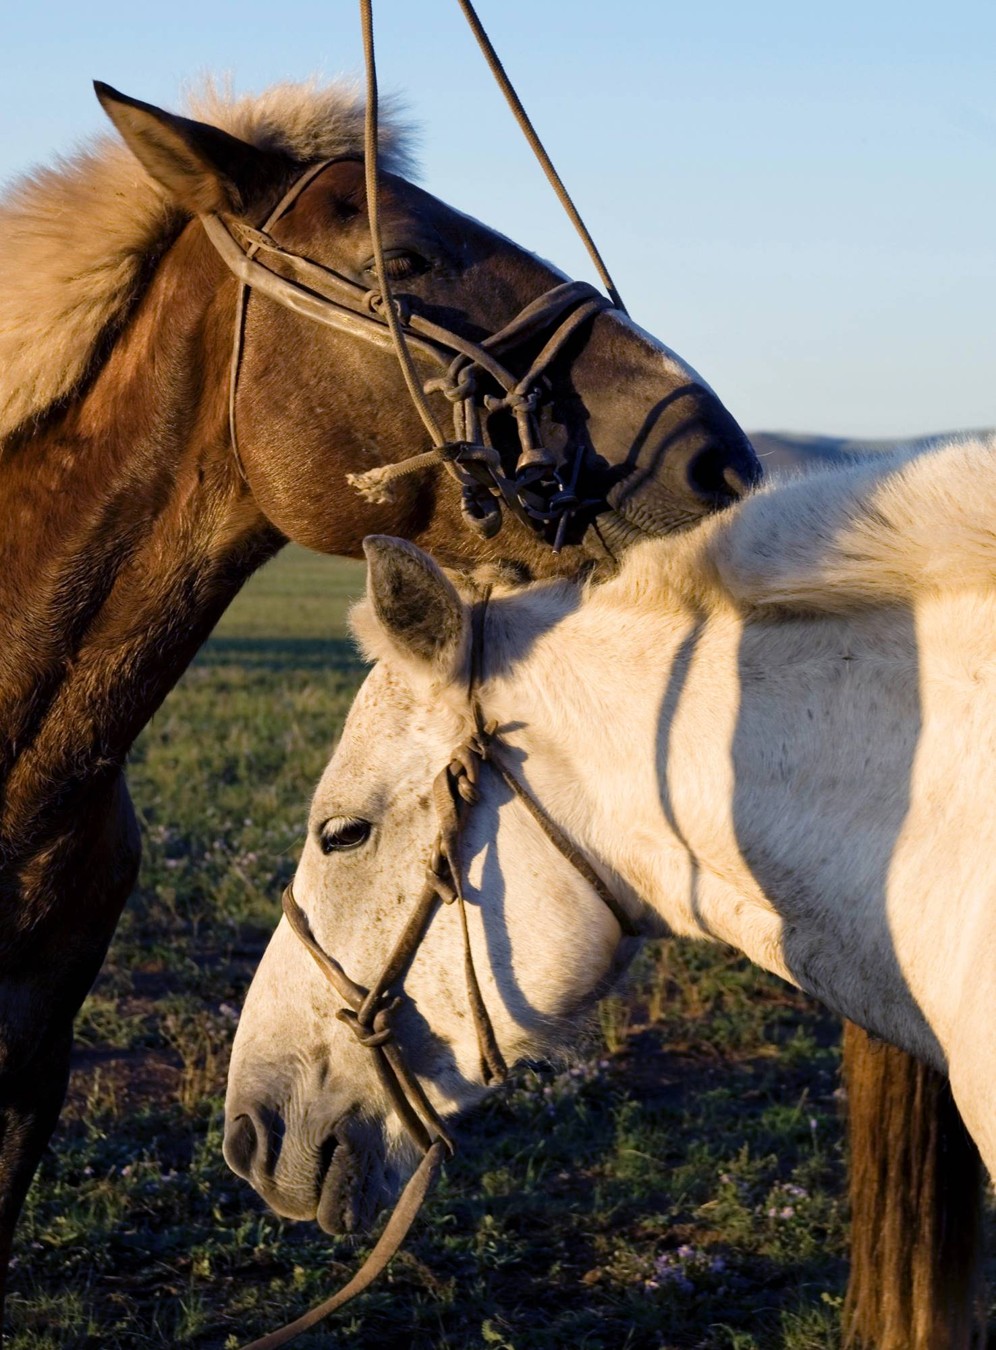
[{"x1": 226, "y1": 435, "x2": 996, "y2": 1232}]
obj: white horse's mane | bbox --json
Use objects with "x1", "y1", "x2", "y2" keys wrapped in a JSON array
[
  {"x1": 352, "y1": 435, "x2": 996, "y2": 676},
  {"x1": 604, "y1": 434, "x2": 996, "y2": 618},
  {"x1": 0, "y1": 79, "x2": 416, "y2": 442}
]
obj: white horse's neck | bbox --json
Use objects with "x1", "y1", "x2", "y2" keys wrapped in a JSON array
[
  {"x1": 485, "y1": 447, "x2": 996, "y2": 1078},
  {"x1": 489, "y1": 581, "x2": 820, "y2": 975}
]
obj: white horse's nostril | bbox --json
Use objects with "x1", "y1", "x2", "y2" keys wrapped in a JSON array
[
  {"x1": 223, "y1": 1112, "x2": 258, "y2": 1179},
  {"x1": 318, "y1": 1132, "x2": 339, "y2": 1186}
]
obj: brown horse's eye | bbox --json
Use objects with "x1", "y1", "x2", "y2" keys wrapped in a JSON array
[
  {"x1": 319, "y1": 817, "x2": 372, "y2": 853},
  {"x1": 368, "y1": 251, "x2": 428, "y2": 282}
]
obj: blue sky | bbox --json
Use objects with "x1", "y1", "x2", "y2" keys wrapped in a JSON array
[{"x1": 2, "y1": 0, "x2": 994, "y2": 438}]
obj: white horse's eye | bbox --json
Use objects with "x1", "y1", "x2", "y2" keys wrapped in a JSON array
[{"x1": 318, "y1": 817, "x2": 372, "y2": 854}]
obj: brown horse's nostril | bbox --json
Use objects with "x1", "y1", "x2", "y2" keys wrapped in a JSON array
[
  {"x1": 685, "y1": 442, "x2": 760, "y2": 507},
  {"x1": 224, "y1": 1113, "x2": 259, "y2": 1179},
  {"x1": 723, "y1": 462, "x2": 757, "y2": 499},
  {"x1": 685, "y1": 445, "x2": 739, "y2": 506}
]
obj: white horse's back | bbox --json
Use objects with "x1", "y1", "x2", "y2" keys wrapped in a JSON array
[{"x1": 669, "y1": 433, "x2": 996, "y2": 614}]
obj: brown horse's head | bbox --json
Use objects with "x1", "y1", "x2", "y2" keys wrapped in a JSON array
[{"x1": 96, "y1": 85, "x2": 761, "y2": 578}]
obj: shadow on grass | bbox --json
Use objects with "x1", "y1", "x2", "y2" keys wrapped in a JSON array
[
  {"x1": 22, "y1": 988, "x2": 859, "y2": 1348},
  {"x1": 195, "y1": 636, "x2": 364, "y2": 674},
  {"x1": 221, "y1": 1029, "x2": 850, "y2": 1349}
]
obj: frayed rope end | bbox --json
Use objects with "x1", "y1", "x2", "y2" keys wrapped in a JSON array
[
  {"x1": 346, "y1": 467, "x2": 398, "y2": 505},
  {"x1": 347, "y1": 446, "x2": 450, "y2": 504}
]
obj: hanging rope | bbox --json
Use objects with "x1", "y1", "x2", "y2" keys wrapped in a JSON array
[
  {"x1": 359, "y1": 0, "x2": 448, "y2": 450},
  {"x1": 348, "y1": 0, "x2": 627, "y2": 537},
  {"x1": 453, "y1": 0, "x2": 627, "y2": 314}
]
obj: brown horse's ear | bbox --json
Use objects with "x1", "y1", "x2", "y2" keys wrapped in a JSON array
[
  {"x1": 94, "y1": 81, "x2": 271, "y2": 216},
  {"x1": 358, "y1": 537, "x2": 468, "y2": 676}
]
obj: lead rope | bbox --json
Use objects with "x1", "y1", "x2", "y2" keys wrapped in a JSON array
[
  {"x1": 453, "y1": 0, "x2": 627, "y2": 314},
  {"x1": 359, "y1": 0, "x2": 447, "y2": 456},
  {"x1": 238, "y1": 1141, "x2": 446, "y2": 1350},
  {"x1": 349, "y1": 0, "x2": 626, "y2": 507},
  {"x1": 238, "y1": 591, "x2": 636, "y2": 1347}
]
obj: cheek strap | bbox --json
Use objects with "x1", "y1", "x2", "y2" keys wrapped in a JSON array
[{"x1": 242, "y1": 594, "x2": 638, "y2": 1349}]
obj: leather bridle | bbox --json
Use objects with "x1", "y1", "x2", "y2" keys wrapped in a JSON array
[
  {"x1": 200, "y1": 166, "x2": 616, "y2": 551},
  {"x1": 228, "y1": 1, "x2": 635, "y2": 1340},
  {"x1": 198, "y1": 0, "x2": 629, "y2": 555},
  {"x1": 239, "y1": 593, "x2": 638, "y2": 1350}
]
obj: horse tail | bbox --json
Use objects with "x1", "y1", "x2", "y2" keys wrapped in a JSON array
[{"x1": 842, "y1": 1020, "x2": 987, "y2": 1349}]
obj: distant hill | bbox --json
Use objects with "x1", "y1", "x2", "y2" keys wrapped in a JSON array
[{"x1": 748, "y1": 429, "x2": 995, "y2": 476}]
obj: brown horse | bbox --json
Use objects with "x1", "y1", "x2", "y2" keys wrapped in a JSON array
[{"x1": 0, "y1": 78, "x2": 758, "y2": 1324}]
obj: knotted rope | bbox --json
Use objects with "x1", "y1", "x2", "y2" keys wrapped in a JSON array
[
  {"x1": 345, "y1": 0, "x2": 624, "y2": 544},
  {"x1": 239, "y1": 594, "x2": 637, "y2": 1348}
]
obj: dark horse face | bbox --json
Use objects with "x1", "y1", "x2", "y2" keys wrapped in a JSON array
[
  {"x1": 233, "y1": 160, "x2": 761, "y2": 572},
  {"x1": 98, "y1": 87, "x2": 760, "y2": 578}
]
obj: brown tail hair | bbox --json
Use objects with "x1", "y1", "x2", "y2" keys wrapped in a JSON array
[{"x1": 842, "y1": 1020, "x2": 987, "y2": 1349}]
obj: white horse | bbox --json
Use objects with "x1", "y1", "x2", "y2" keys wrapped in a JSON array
[{"x1": 225, "y1": 433, "x2": 996, "y2": 1243}]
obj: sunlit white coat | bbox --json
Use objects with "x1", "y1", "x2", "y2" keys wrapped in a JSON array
[{"x1": 226, "y1": 434, "x2": 996, "y2": 1233}]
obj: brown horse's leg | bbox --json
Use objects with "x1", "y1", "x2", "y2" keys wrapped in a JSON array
[
  {"x1": 842, "y1": 1020, "x2": 986, "y2": 1350},
  {"x1": 0, "y1": 776, "x2": 141, "y2": 1338},
  {"x1": 0, "y1": 1016, "x2": 74, "y2": 1331}
]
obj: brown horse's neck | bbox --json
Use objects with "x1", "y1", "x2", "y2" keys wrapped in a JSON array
[{"x1": 0, "y1": 222, "x2": 278, "y2": 875}]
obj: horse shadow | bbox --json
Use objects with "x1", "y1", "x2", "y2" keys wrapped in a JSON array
[{"x1": 652, "y1": 598, "x2": 923, "y2": 1053}]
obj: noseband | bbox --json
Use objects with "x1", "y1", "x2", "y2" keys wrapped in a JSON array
[
  {"x1": 200, "y1": 167, "x2": 614, "y2": 551},
  {"x1": 240, "y1": 594, "x2": 637, "y2": 1350}
]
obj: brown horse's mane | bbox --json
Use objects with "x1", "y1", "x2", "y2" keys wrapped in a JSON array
[{"x1": 0, "y1": 78, "x2": 416, "y2": 443}]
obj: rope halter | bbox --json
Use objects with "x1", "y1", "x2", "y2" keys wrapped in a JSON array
[{"x1": 240, "y1": 593, "x2": 638, "y2": 1349}]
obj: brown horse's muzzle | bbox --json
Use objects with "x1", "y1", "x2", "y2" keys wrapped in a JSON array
[{"x1": 557, "y1": 310, "x2": 762, "y2": 549}]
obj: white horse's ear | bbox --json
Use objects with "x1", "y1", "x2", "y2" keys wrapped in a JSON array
[
  {"x1": 94, "y1": 81, "x2": 275, "y2": 216},
  {"x1": 357, "y1": 536, "x2": 467, "y2": 676}
]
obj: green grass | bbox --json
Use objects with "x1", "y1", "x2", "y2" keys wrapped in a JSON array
[{"x1": 9, "y1": 546, "x2": 994, "y2": 1348}]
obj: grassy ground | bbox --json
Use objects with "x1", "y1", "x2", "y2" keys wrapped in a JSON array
[{"x1": 8, "y1": 547, "x2": 994, "y2": 1349}]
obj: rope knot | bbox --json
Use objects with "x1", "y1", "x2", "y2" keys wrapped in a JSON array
[
  {"x1": 449, "y1": 759, "x2": 480, "y2": 805},
  {"x1": 446, "y1": 719, "x2": 497, "y2": 805},
  {"x1": 362, "y1": 289, "x2": 411, "y2": 325},
  {"x1": 470, "y1": 720, "x2": 499, "y2": 759},
  {"x1": 336, "y1": 996, "x2": 401, "y2": 1048},
  {"x1": 484, "y1": 385, "x2": 541, "y2": 417},
  {"x1": 425, "y1": 365, "x2": 477, "y2": 403},
  {"x1": 427, "y1": 850, "x2": 458, "y2": 904},
  {"x1": 509, "y1": 386, "x2": 541, "y2": 415}
]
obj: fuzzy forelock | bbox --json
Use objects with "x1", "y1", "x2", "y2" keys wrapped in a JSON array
[{"x1": 0, "y1": 77, "x2": 416, "y2": 443}]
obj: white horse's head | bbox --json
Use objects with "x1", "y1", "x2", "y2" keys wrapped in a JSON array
[{"x1": 224, "y1": 538, "x2": 637, "y2": 1234}]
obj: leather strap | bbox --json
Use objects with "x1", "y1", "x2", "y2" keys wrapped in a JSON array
[
  {"x1": 222, "y1": 159, "x2": 339, "y2": 480},
  {"x1": 203, "y1": 203, "x2": 609, "y2": 542},
  {"x1": 243, "y1": 593, "x2": 637, "y2": 1347},
  {"x1": 238, "y1": 1139, "x2": 446, "y2": 1350}
]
